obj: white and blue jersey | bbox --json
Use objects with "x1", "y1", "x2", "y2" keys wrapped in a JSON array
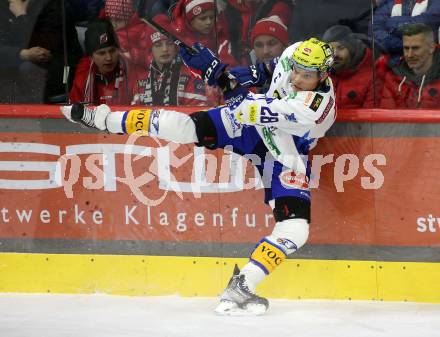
[{"x1": 207, "y1": 43, "x2": 337, "y2": 204}]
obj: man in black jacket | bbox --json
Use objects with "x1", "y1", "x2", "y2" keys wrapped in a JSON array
[{"x1": 0, "y1": 0, "x2": 82, "y2": 103}]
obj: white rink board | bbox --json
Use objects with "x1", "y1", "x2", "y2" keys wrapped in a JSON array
[{"x1": 0, "y1": 294, "x2": 439, "y2": 337}]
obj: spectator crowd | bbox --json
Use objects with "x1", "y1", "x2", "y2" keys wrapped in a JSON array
[{"x1": 0, "y1": 0, "x2": 439, "y2": 109}]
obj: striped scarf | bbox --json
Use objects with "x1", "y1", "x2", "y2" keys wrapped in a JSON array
[{"x1": 135, "y1": 58, "x2": 181, "y2": 106}]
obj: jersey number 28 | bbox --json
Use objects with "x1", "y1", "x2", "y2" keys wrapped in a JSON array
[{"x1": 260, "y1": 107, "x2": 279, "y2": 123}]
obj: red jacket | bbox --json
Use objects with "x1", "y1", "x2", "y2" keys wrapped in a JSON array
[
  {"x1": 224, "y1": 0, "x2": 292, "y2": 64},
  {"x1": 330, "y1": 48, "x2": 380, "y2": 108},
  {"x1": 154, "y1": 0, "x2": 237, "y2": 66},
  {"x1": 114, "y1": 15, "x2": 153, "y2": 67},
  {"x1": 379, "y1": 48, "x2": 440, "y2": 109},
  {"x1": 100, "y1": 10, "x2": 152, "y2": 67},
  {"x1": 130, "y1": 59, "x2": 220, "y2": 106},
  {"x1": 69, "y1": 56, "x2": 134, "y2": 105}
]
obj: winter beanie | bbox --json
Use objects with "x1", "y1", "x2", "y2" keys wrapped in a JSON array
[
  {"x1": 185, "y1": 0, "x2": 215, "y2": 22},
  {"x1": 85, "y1": 20, "x2": 118, "y2": 56},
  {"x1": 322, "y1": 25, "x2": 365, "y2": 58},
  {"x1": 105, "y1": 0, "x2": 134, "y2": 21},
  {"x1": 150, "y1": 31, "x2": 169, "y2": 44},
  {"x1": 251, "y1": 15, "x2": 289, "y2": 47}
]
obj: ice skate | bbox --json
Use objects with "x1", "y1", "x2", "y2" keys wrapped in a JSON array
[
  {"x1": 61, "y1": 103, "x2": 110, "y2": 131},
  {"x1": 214, "y1": 265, "x2": 269, "y2": 316}
]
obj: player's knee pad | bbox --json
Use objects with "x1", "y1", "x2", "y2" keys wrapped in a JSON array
[
  {"x1": 267, "y1": 218, "x2": 309, "y2": 255},
  {"x1": 273, "y1": 196, "x2": 311, "y2": 223},
  {"x1": 190, "y1": 111, "x2": 218, "y2": 149}
]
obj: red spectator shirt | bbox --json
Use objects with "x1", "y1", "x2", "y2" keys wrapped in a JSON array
[
  {"x1": 69, "y1": 56, "x2": 134, "y2": 105},
  {"x1": 114, "y1": 15, "x2": 153, "y2": 67},
  {"x1": 99, "y1": 10, "x2": 153, "y2": 67}
]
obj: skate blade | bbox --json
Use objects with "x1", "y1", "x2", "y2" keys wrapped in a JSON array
[{"x1": 214, "y1": 301, "x2": 267, "y2": 316}]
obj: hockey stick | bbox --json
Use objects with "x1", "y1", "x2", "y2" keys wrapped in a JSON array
[{"x1": 139, "y1": 15, "x2": 199, "y2": 55}]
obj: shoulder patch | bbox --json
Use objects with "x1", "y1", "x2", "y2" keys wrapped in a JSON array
[
  {"x1": 315, "y1": 97, "x2": 334, "y2": 124},
  {"x1": 309, "y1": 93, "x2": 324, "y2": 112},
  {"x1": 273, "y1": 90, "x2": 281, "y2": 99},
  {"x1": 281, "y1": 57, "x2": 291, "y2": 72}
]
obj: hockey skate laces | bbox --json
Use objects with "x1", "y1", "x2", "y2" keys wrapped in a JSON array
[{"x1": 81, "y1": 106, "x2": 97, "y2": 127}]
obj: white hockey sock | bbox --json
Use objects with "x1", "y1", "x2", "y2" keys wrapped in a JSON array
[
  {"x1": 156, "y1": 109, "x2": 198, "y2": 143},
  {"x1": 105, "y1": 109, "x2": 198, "y2": 144},
  {"x1": 106, "y1": 111, "x2": 124, "y2": 134},
  {"x1": 240, "y1": 262, "x2": 266, "y2": 292}
]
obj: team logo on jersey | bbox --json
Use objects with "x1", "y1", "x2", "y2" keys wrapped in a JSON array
[
  {"x1": 279, "y1": 170, "x2": 309, "y2": 190},
  {"x1": 309, "y1": 93, "x2": 324, "y2": 112},
  {"x1": 284, "y1": 113, "x2": 297, "y2": 122}
]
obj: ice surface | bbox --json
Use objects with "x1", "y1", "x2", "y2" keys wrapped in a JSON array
[{"x1": 0, "y1": 294, "x2": 439, "y2": 337}]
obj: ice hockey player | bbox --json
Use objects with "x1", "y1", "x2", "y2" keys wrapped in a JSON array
[{"x1": 61, "y1": 37, "x2": 335, "y2": 315}]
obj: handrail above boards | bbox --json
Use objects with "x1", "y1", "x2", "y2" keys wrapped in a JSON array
[{"x1": 0, "y1": 104, "x2": 439, "y2": 123}]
